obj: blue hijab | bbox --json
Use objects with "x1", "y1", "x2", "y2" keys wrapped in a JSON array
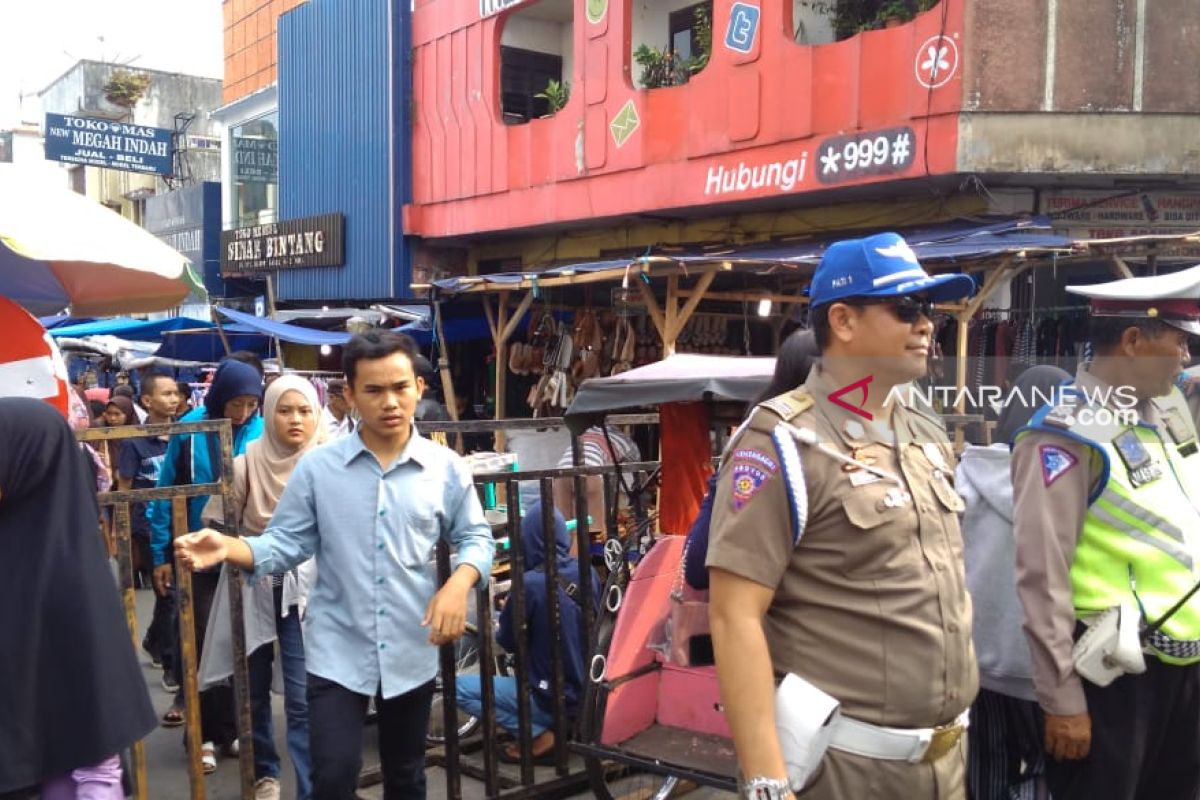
[{"x1": 204, "y1": 359, "x2": 263, "y2": 419}]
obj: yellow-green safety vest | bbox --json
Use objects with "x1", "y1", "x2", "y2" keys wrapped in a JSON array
[{"x1": 1027, "y1": 391, "x2": 1200, "y2": 665}]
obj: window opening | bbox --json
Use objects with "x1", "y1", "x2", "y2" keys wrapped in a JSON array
[
  {"x1": 499, "y1": 0, "x2": 574, "y2": 125},
  {"x1": 789, "y1": 0, "x2": 940, "y2": 44},
  {"x1": 230, "y1": 111, "x2": 278, "y2": 228},
  {"x1": 632, "y1": 0, "x2": 712, "y2": 89}
]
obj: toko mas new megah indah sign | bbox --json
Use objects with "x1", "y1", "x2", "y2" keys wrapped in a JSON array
[{"x1": 43, "y1": 113, "x2": 175, "y2": 176}]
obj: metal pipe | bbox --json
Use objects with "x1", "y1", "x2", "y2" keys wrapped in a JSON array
[
  {"x1": 113, "y1": 502, "x2": 148, "y2": 800},
  {"x1": 436, "y1": 542, "x2": 462, "y2": 800},
  {"x1": 539, "y1": 478, "x2": 570, "y2": 775},
  {"x1": 218, "y1": 421, "x2": 256, "y2": 798},
  {"x1": 476, "y1": 578, "x2": 500, "y2": 798}
]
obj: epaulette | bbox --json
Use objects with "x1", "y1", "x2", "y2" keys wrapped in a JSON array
[
  {"x1": 1039, "y1": 401, "x2": 1080, "y2": 429},
  {"x1": 759, "y1": 390, "x2": 814, "y2": 422}
]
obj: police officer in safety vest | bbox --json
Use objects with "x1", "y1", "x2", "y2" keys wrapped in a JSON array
[
  {"x1": 708, "y1": 232, "x2": 978, "y2": 800},
  {"x1": 1012, "y1": 264, "x2": 1200, "y2": 800}
]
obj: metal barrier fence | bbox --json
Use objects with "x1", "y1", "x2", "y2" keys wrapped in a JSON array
[
  {"x1": 418, "y1": 413, "x2": 662, "y2": 800},
  {"x1": 77, "y1": 420, "x2": 255, "y2": 800},
  {"x1": 79, "y1": 412, "x2": 659, "y2": 799},
  {"x1": 429, "y1": 460, "x2": 661, "y2": 800}
]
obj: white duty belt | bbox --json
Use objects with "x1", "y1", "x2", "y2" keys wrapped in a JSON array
[{"x1": 830, "y1": 709, "x2": 970, "y2": 764}]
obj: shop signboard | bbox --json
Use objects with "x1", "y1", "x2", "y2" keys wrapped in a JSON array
[
  {"x1": 43, "y1": 112, "x2": 174, "y2": 176},
  {"x1": 221, "y1": 213, "x2": 345, "y2": 276},
  {"x1": 146, "y1": 183, "x2": 228, "y2": 296},
  {"x1": 233, "y1": 136, "x2": 278, "y2": 184},
  {"x1": 1041, "y1": 190, "x2": 1200, "y2": 259}
]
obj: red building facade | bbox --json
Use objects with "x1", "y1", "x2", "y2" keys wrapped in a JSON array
[{"x1": 406, "y1": 0, "x2": 965, "y2": 239}]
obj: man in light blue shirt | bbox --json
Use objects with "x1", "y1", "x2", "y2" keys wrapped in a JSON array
[{"x1": 177, "y1": 331, "x2": 494, "y2": 800}]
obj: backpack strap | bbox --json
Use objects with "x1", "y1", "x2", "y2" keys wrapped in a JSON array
[{"x1": 532, "y1": 567, "x2": 584, "y2": 608}]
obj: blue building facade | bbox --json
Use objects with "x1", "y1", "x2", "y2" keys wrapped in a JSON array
[{"x1": 274, "y1": 0, "x2": 412, "y2": 302}]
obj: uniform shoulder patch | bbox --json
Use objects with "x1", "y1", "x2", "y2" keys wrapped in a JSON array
[
  {"x1": 1039, "y1": 444, "x2": 1078, "y2": 486},
  {"x1": 730, "y1": 461, "x2": 773, "y2": 511},
  {"x1": 759, "y1": 390, "x2": 814, "y2": 422}
]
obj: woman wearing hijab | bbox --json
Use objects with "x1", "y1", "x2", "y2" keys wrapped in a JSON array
[
  {"x1": 94, "y1": 396, "x2": 139, "y2": 486},
  {"x1": 0, "y1": 399, "x2": 156, "y2": 799},
  {"x1": 147, "y1": 358, "x2": 264, "y2": 762},
  {"x1": 199, "y1": 376, "x2": 325, "y2": 800},
  {"x1": 956, "y1": 364, "x2": 1071, "y2": 800}
]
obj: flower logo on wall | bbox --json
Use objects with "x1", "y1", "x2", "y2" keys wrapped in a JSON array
[{"x1": 914, "y1": 34, "x2": 959, "y2": 89}]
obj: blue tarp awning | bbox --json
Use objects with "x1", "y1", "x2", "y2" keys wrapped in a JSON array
[
  {"x1": 39, "y1": 314, "x2": 93, "y2": 329},
  {"x1": 429, "y1": 217, "x2": 1076, "y2": 295},
  {"x1": 48, "y1": 316, "x2": 215, "y2": 341},
  {"x1": 155, "y1": 324, "x2": 275, "y2": 363},
  {"x1": 216, "y1": 306, "x2": 352, "y2": 346}
]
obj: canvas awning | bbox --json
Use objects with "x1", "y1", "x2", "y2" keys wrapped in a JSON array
[
  {"x1": 215, "y1": 306, "x2": 352, "y2": 346},
  {"x1": 564, "y1": 353, "x2": 775, "y2": 433},
  {"x1": 48, "y1": 316, "x2": 215, "y2": 341}
]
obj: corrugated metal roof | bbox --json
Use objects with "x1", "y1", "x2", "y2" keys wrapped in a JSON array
[{"x1": 276, "y1": 0, "x2": 411, "y2": 302}]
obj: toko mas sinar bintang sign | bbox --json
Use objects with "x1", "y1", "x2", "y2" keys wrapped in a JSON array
[
  {"x1": 43, "y1": 113, "x2": 174, "y2": 176},
  {"x1": 220, "y1": 214, "x2": 345, "y2": 277}
]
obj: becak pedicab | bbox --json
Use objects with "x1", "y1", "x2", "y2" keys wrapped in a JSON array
[{"x1": 564, "y1": 353, "x2": 777, "y2": 800}]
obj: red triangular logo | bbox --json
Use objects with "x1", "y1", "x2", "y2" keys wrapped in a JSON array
[{"x1": 828, "y1": 375, "x2": 874, "y2": 420}]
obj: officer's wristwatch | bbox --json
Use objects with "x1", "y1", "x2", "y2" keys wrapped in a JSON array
[{"x1": 739, "y1": 776, "x2": 794, "y2": 800}]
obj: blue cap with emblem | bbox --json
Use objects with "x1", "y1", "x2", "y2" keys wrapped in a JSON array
[{"x1": 808, "y1": 232, "x2": 976, "y2": 308}]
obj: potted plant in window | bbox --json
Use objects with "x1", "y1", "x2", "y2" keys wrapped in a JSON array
[
  {"x1": 535, "y1": 79, "x2": 571, "y2": 116},
  {"x1": 878, "y1": 0, "x2": 914, "y2": 27}
]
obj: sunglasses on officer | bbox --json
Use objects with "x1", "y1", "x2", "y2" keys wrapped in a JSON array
[{"x1": 843, "y1": 295, "x2": 935, "y2": 324}]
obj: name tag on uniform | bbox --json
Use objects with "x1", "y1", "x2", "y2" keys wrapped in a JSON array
[
  {"x1": 921, "y1": 442, "x2": 948, "y2": 471},
  {"x1": 1113, "y1": 429, "x2": 1163, "y2": 488},
  {"x1": 848, "y1": 470, "x2": 881, "y2": 487}
]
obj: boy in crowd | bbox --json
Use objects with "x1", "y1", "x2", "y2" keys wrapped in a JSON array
[{"x1": 117, "y1": 374, "x2": 181, "y2": 685}]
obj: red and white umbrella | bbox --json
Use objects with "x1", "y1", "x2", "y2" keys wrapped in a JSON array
[{"x1": 0, "y1": 295, "x2": 72, "y2": 418}]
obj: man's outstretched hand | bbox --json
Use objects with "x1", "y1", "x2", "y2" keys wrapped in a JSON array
[{"x1": 174, "y1": 529, "x2": 229, "y2": 571}]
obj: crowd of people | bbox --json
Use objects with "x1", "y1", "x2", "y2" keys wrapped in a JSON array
[{"x1": 5, "y1": 232, "x2": 1200, "y2": 800}]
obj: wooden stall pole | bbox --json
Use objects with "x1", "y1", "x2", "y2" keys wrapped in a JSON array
[
  {"x1": 636, "y1": 278, "x2": 668, "y2": 351},
  {"x1": 172, "y1": 496, "x2": 207, "y2": 800},
  {"x1": 113, "y1": 502, "x2": 148, "y2": 800},
  {"x1": 433, "y1": 300, "x2": 463, "y2": 452},
  {"x1": 667, "y1": 270, "x2": 717, "y2": 343},
  {"x1": 663, "y1": 275, "x2": 680, "y2": 356},
  {"x1": 495, "y1": 292, "x2": 510, "y2": 453},
  {"x1": 209, "y1": 307, "x2": 233, "y2": 357},
  {"x1": 490, "y1": 290, "x2": 534, "y2": 453},
  {"x1": 265, "y1": 273, "x2": 286, "y2": 368},
  {"x1": 219, "y1": 422, "x2": 257, "y2": 798}
]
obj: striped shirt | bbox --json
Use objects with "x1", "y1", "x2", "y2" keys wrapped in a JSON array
[{"x1": 556, "y1": 426, "x2": 641, "y2": 469}]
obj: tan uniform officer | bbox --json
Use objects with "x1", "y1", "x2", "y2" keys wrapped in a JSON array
[
  {"x1": 707, "y1": 232, "x2": 979, "y2": 800},
  {"x1": 1011, "y1": 266, "x2": 1200, "y2": 800}
]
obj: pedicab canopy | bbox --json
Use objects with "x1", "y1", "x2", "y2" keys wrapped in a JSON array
[
  {"x1": 563, "y1": 353, "x2": 775, "y2": 435},
  {"x1": 566, "y1": 354, "x2": 777, "y2": 536}
]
